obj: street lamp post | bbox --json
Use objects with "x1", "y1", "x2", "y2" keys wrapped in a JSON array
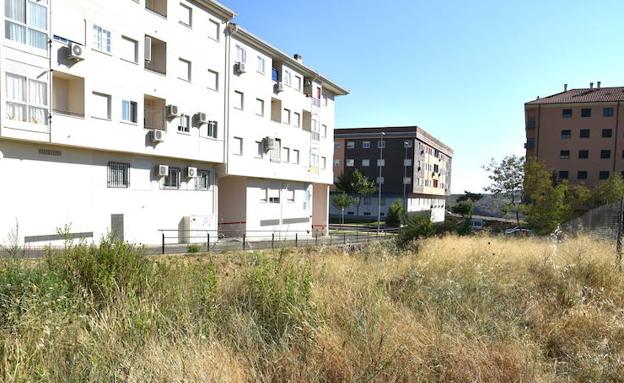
[{"x1": 377, "y1": 132, "x2": 385, "y2": 233}]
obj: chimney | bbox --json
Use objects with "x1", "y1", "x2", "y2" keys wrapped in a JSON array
[
  {"x1": 293, "y1": 54, "x2": 303, "y2": 63},
  {"x1": 597, "y1": 81, "x2": 601, "y2": 89},
  {"x1": 564, "y1": 83, "x2": 568, "y2": 92},
  {"x1": 590, "y1": 82, "x2": 594, "y2": 89}
]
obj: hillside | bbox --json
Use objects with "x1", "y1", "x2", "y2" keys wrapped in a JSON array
[
  {"x1": 1, "y1": 236, "x2": 622, "y2": 382},
  {"x1": 448, "y1": 193, "x2": 525, "y2": 219}
]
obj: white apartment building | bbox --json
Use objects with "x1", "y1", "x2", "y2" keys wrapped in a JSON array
[{"x1": 0, "y1": 0, "x2": 347, "y2": 247}]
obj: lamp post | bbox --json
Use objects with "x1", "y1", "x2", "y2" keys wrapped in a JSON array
[
  {"x1": 377, "y1": 132, "x2": 385, "y2": 233},
  {"x1": 403, "y1": 141, "x2": 408, "y2": 210}
]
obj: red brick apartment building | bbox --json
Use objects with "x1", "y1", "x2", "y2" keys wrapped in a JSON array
[{"x1": 525, "y1": 83, "x2": 624, "y2": 187}]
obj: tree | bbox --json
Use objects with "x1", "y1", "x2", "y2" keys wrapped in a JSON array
[
  {"x1": 386, "y1": 201, "x2": 405, "y2": 227},
  {"x1": 592, "y1": 174, "x2": 624, "y2": 206},
  {"x1": 483, "y1": 155, "x2": 525, "y2": 224},
  {"x1": 451, "y1": 201, "x2": 474, "y2": 218},
  {"x1": 332, "y1": 193, "x2": 358, "y2": 224},
  {"x1": 457, "y1": 191, "x2": 483, "y2": 203},
  {"x1": 334, "y1": 169, "x2": 377, "y2": 215},
  {"x1": 397, "y1": 212, "x2": 435, "y2": 247}
]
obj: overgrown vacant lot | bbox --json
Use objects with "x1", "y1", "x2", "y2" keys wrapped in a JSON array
[{"x1": 1, "y1": 236, "x2": 623, "y2": 382}]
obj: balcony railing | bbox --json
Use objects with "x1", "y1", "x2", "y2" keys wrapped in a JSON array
[{"x1": 311, "y1": 98, "x2": 321, "y2": 108}]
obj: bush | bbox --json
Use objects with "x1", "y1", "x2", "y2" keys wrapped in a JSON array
[
  {"x1": 45, "y1": 238, "x2": 154, "y2": 304},
  {"x1": 397, "y1": 212, "x2": 435, "y2": 247},
  {"x1": 187, "y1": 244, "x2": 201, "y2": 253},
  {"x1": 386, "y1": 201, "x2": 405, "y2": 228}
]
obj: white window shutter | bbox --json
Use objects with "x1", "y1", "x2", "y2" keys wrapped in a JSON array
[{"x1": 144, "y1": 36, "x2": 152, "y2": 62}]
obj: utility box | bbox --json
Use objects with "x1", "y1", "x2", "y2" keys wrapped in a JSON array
[{"x1": 182, "y1": 215, "x2": 214, "y2": 244}]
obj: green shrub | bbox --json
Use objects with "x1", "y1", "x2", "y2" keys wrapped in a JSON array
[
  {"x1": 386, "y1": 201, "x2": 405, "y2": 228},
  {"x1": 397, "y1": 212, "x2": 434, "y2": 247},
  {"x1": 45, "y1": 238, "x2": 153, "y2": 304},
  {"x1": 187, "y1": 244, "x2": 201, "y2": 253}
]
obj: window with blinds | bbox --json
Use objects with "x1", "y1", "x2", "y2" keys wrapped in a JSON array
[{"x1": 107, "y1": 162, "x2": 130, "y2": 188}]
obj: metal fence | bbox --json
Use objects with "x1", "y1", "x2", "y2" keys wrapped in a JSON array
[{"x1": 564, "y1": 201, "x2": 622, "y2": 241}]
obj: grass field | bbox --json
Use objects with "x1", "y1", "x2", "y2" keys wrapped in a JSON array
[{"x1": 1, "y1": 235, "x2": 623, "y2": 382}]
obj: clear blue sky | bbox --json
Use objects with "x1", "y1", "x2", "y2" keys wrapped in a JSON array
[{"x1": 221, "y1": 0, "x2": 624, "y2": 194}]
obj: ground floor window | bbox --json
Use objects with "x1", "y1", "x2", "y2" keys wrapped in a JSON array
[
  {"x1": 164, "y1": 167, "x2": 181, "y2": 189},
  {"x1": 196, "y1": 169, "x2": 211, "y2": 190},
  {"x1": 107, "y1": 162, "x2": 130, "y2": 188}
]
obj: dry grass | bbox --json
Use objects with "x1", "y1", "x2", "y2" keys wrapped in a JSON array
[{"x1": 1, "y1": 235, "x2": 623, "y2": 382}]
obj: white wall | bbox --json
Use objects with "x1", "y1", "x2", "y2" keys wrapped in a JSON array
[{"x1": 0, "y1": 140, "x2": 217, "y2": 246}]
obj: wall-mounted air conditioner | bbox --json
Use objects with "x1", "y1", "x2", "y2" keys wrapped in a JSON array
[
  {"x1": 263, "y1": 136, "x2": 276, "y2": 151},
  {"x1": 235, "y1": 62, "x2": 246, "y2": 74},
  {"x1": 151, "y1": 129, "x2": 165, "y2": 143},
  {"x1": 187, "y1": 167, "x2": 197, "y2": 178},
  {"x1": 274, "y1": 82, "x2": 284, "y2": 93},
  {"x1": 196, "y1": 112, "x2": 208, "y2": 124},
  {"x1": 66, "y1": 42, "x2": 85, "y2": 61},
  {"x1": 166, "y1": 104, "x2": 179, "y2": 118},
  {"x1": 157, "y1": 165, "x2": 169, "y2": 177}
]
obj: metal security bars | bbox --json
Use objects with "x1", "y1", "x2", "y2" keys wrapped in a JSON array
[{"x1": 107, "y1": 162, "x2": 130, "y2": 188}]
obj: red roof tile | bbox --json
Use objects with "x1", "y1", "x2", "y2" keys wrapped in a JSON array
[{"x1": 526, "y1": 87, "x2": 624, "y2": 105}]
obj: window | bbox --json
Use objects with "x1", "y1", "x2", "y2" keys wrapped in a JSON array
[
  {"x1": 579, "y1": 150, "x2": 589, "y2": 159},
  {"x1": 179, "y1": 3, "x2": 192, "y2": 27},
  {"x1": 282, "y1": 108, "x2": 291, "y2": 125},
  {"x1": 196, "y1": 169, "x2": 211, "y2": 190},
  {"x1": 233, "y1": 91, "x2": 244, "y2": 110},
  {"x1": 346, "y1": 141, "x2": 355, "y2": 149},
  {"x1": 403, "y1": 177, "x2": 412, "y2": 184},
  {"x1": 404, "y1": 159, "x2": 412, "y2": 166},
  {"x1": 233, "y1": 137, "x2": 243, "y2": 156},
  {"x1": 404, "y1": 140, "x2": 413, "y2": 148},
  {"x1": 235, "y1": 45, "x2": 246, "y2": 64},
  {"x1": 282, "y1": 147, "x2": 290, "y2": 163},
  {"x1": 293, "y1": 149, "x2": 300, "y2": 164},
  {"x1": 581, "y1": 108, "x2": 592, "y2": 118},
  {"x1": 376, "y1": 177, "x2": 384, "y2": 184},
  {"x1": 255, "y1": 141, "x2": 263, "y2": 158},
  {"x1": 208, "y1": 19, "x2": 219, "y2": 41},
  {"x1": 163, "y1": 167, "x2": 181, "y2": 189},
  {"x1": 362, "y1": 159, "x2": 370, "y2": 167},
  {"x1": 178, "y1": 114, "x2": 190, "y2": 133},
  {"x1": 322, "y1": 124, "x2": 328, "y2": 138},
  {"x1": 92, "y1": 25, "x2": 112, "y2": 54},
  {"x1": 321, "y1": 156, "x2": 327, "y2": 169},
  {"x1": 121, "y1": 100, "x2": 137, "y2": 123},
  {"x1": 107, "y1": 162, "x2": 130, "y2": 188},
  {"x1": 580, "y1": 129, "x2": 590, "y2": 138},
  {"x1": 144, "y1": 35, "x2": 167, "y2": 74},
  {"x1": 377, "y1": 159, "x2": 385, "y2": 166},
  {"x1": 270, "y1": 138, "x2": 281, "y2": 162},
  {"x1": 256, "y1": 98, "x2": 264, "y2": 116},
  {"x1": 600, "y1": 171, "x2": 610, "y2": 180},
  {"x1": 91, "y1": 92, "x2": 111, "y2": 120},
  {"x1": 603, "y1": 107, "x2": 614, "y2": 117},
  {"x1": 561, "y1": 129, "x2": 571, "y2": 139},
  {"x1": 602, "y1": 129, "x2": 613, "y2": 138},
  {"x1": 295, "y1": 75, "x2": 302, "y2": 91},
  {"x1": 260, "y1": 188, "x2": 268, "y2": 202},
  {"x1": 293, "y1": 112, "x2": 300, "y2": 128},
  {"x1": 5, "y1": 72, "x2": 48, "y2": 124},
  {"x1": 334, "y1": 143, "x2": 341, "y2": 149},
  {"x1": 559, "y1": 150, "x2": 570, "y2": 159},
  {"x1": 287, "y1": 187, "x2": 295, "y2": 202},
  {"x1": 120, "y1": 36, "x2": 138, "y2": 63},
  {"x1": 333, "y1": 159, "x2": 339, "y2": 167},
  {"x1": 178, "y1": 58, "x2": 191, "y2": 81},
  {"x1": 558, "y1": 171, "x2": 569, "y2": 180},
  {"x1": 207, "y1": 69, "x2": 218, "y2": 91},
  {"x1": 283, "y1": 69, "x2": 292, "y2": 87},
  {"x1": 268, "y1": 188, "x2": 280, "y2": 204},
  {"x1": 601, "y1": 150, "x2": 611, "y2": 159},
  {"x1": 257, "y1": 56, "x2": 265, "y2": 74},
  {"x1": 207, "y1": 120, "x2": 218, "y2": 138},
  {"x1": 362, "y1": 141, "x2": 370, "y2": 149},
  {"x1": 377, "y1": 140, "x2": 386, "y2": 148},
  {"x1": 562, "y1": 109, "x2": 572, "y2": 118},
  {"x1": 577, "y1": 171, "x2": 588, "y2": 180},
  {"x1": 346, "y1": 159, "x2": 354, "y2": 167},
  {"x1": 5, "y1": 0, "x2": 48, "y2": 50}
]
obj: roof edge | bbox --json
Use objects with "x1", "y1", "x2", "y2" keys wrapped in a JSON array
[
  {"x1": 193, "y1": 0, "x2": 236, "y2": 21},
  {"x1": 229, "y1": 24, "x2": 349, "y2": 96}
]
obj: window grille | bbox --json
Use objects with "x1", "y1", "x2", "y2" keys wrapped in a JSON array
[{"x1": 107, "y1": 162, "x2": 130, "y2": 188}]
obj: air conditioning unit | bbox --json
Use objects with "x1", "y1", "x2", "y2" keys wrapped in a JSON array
[
  {"x1": 235, "y1": 62, "x2": 246, "y2": 74},
  {"x1": 263, "y1": 136, "x2": 276, "y2": 151},
  {"x1": 157, "y1": 165, "x2": 169, "y2": 177},
  {"x1": 66, "y1": 42, "x2": 85, "y2": 61},
  {"x1": 151, "y1": 129, "x2": 165, "y2": 143},
  {"x1": 196, "y1": 112, "x2": 208, "y2": 124},
  {"x1": 166, "y1": 104, "x2": 179, "y2": 118},
  {"x1": 274, "y1": 82, "x2": 284, "y2": 93},
  {"x1": 187, "y1": 167, "x2": 198, "y2": 178}
]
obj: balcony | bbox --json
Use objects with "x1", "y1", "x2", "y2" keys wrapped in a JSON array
[
  {"x1": 526, "y1": 117, "x2": 536, "y2": 129},
  {"x1": 144, "y1": 95, "x2": 166, "y2": 130},
  {"x1": 311, "y1": 97, "x2": 321, "y2": 108},
  {"x1": 524, "y1": 139, "x2": 535, "y2": 150},
  {"x1": 52, "y1": 72, "x2": 85, "y2": 118},
  {"x1": 146, "y1": 0, "x2": 167, "y2": 17},
  {"x1": 144, "y1": 35, "x2": 167, "y2": 75},
  {"x1": 270, "y1": 98, "x2": 282, "y2": 123}
]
